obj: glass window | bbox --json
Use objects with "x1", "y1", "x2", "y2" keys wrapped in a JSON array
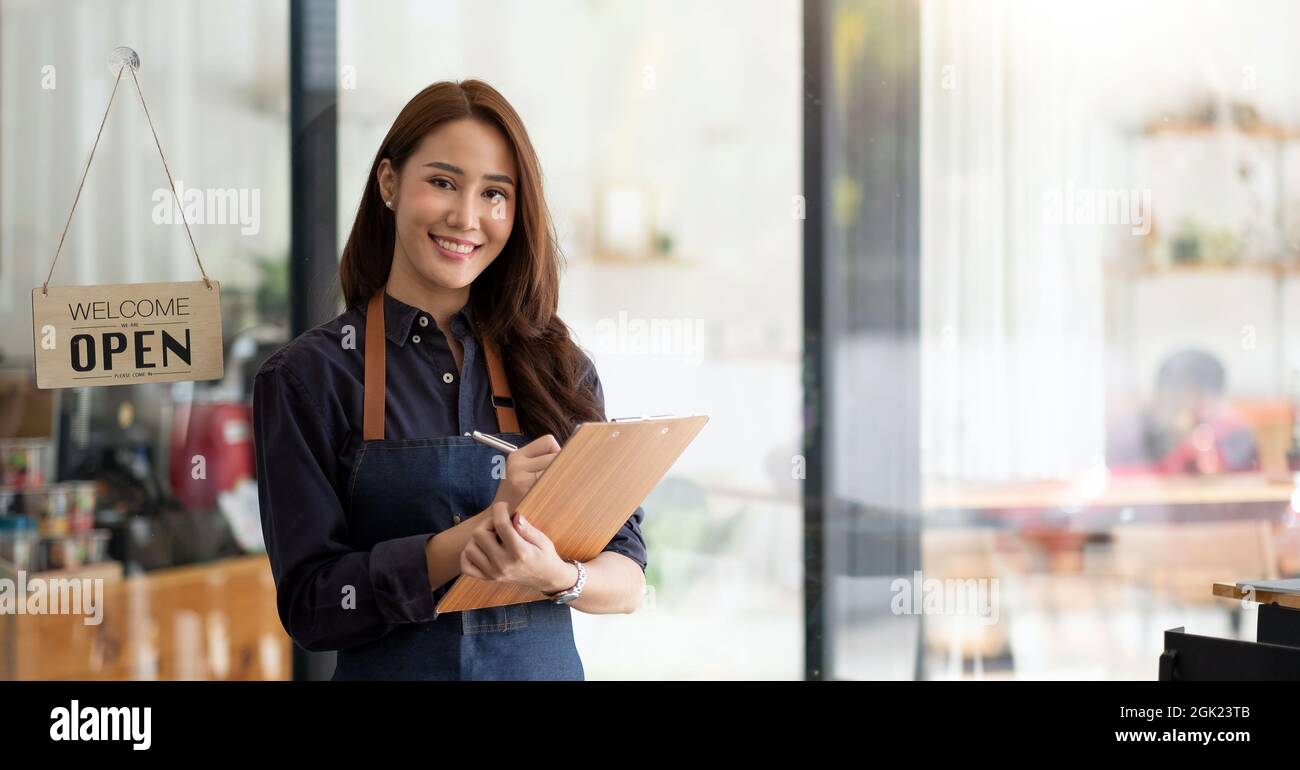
[
  {"x1": 0, "y1": 0, "x2": 290, "y2": 680},
  {"x1": 919, "y1": 0, "x2": 1300, "y2": 679}
]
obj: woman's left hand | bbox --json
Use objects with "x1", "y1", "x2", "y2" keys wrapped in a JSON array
[{"x1": 460, "y1": 502, "x2": 572, "y2": 595}]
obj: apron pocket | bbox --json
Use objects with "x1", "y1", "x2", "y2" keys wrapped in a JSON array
[{"x1": 461, "y1": 602, "x2": 531, "y2": 634}]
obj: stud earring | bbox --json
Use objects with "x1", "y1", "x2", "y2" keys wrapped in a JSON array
[{"x1": 385, "y1": 200, "x2": 394, "y2": 209}]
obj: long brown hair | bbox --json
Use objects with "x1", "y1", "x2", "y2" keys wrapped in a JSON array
[{"x1": 339, "y1": 79, "x2": 602, "y2": 443}]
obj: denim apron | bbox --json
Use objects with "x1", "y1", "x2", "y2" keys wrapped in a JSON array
[{"x1": 330, "y1": 288, "x2": 584, "y2": 681}]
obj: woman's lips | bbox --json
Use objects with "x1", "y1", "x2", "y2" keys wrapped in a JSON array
[{"x1": 430, "y1": 234, "x2": 480, "y2": 261}]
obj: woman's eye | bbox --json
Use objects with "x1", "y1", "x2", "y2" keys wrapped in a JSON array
[
  {"x1": 429, "y1": 178, "x2": 452, "y2": 189},
  {"x1": 485, "y1": 190, "x2": 508, "y2": 202}
]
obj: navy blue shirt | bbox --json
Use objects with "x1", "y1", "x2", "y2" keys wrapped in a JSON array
[{"x1": 252, "y1": 290, "x2": 647, "y2": 652}]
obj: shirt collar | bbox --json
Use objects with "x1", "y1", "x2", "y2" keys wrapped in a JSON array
[{"x1": 365, "y1": 290, "x2": 477, "y2": 347}]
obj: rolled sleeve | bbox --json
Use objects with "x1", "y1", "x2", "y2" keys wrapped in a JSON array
[
  {"x1": 601, "y1": 504, "x2": 648, "y2": 572},
  {"x1": 580, "y1": 355, "x2": 649, "y2": 573},
  {"x1": 253, "y1": 360, "x2": 436, "y2": 653}
]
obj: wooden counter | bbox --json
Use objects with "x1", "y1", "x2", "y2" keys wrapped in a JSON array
[
  {"x1": 1212, "y1": 581, "x2": 1300, "y2": 610},
  {"x1": 0, "y1": 554, "x2": 290, "y2": 680}
]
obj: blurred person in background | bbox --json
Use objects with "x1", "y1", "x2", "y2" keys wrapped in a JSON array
[{"x1": 1107, "y1": 348, "x2": 1258, "y2": 475}]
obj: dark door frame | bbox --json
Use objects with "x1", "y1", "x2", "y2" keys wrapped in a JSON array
[{"x1": 802, "y1": 0, "x2": 922, "y2": 681}]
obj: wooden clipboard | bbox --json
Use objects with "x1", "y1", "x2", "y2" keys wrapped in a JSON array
[{"x1": 434, "y1": 414, "x2": 709, "y2": 615}]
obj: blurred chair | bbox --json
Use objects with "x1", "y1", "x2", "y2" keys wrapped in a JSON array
[
  {"x1": 1106, "y1": 519, "x2": 1279, "y2": 605},
  {"x1": 1231, "y1": 398, "x2": 1292, "y2": 478},
  {"x1": 919, "y1": 528, "x2": 1010, "y2": 676}
]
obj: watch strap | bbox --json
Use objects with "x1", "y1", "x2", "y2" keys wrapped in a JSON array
[{"x1": 547, "y1": 560, "x2": 585, "y2": 603}]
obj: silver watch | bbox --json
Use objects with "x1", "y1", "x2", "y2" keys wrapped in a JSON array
[{"x1": 546, "y1": 560, "x2": 585, "y2": 605}]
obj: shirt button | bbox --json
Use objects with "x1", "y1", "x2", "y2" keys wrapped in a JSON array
[
  {"x1": 443, "y1": 372, "x2": 454, "y2": 384},
  {"x1": 412, "y1": 334, "x2": 421, "y2": 344},
  {"x1": 419, "y1": 316, "x2": 429, "y2": 327}
]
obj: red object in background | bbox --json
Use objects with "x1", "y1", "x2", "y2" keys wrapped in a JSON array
[
  {"x1": 1158, "y1": 414, "x2": 1258, "y2": 476},
  {"x1": 169, "y1": 402, "x2": 254, "y2": 510}
]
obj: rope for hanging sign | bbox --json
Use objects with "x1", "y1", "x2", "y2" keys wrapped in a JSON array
[{"x1": 40, "y1": 59, "x2": 213, "y2": 297}]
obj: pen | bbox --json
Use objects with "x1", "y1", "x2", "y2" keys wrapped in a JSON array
[{"x1": 471, "y1": 430, "x2": 519, "y2": 454}]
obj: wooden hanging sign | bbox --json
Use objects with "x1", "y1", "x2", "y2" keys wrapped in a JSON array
[
  {"x1": 32, "y1": 281, "x2": 224, "y2": 389},
  {"x1": 32, "y1": 50, "x2": 223, "y2": 390}
]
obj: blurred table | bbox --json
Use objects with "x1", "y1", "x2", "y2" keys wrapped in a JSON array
[
  {"x1": 923, "y1": 472, "x2": 1295, "y2": 511},
  {"x1": 0, "y1": 554, "x2": 289, "y2": 680},
  {"x1": 923, "y1": 474, "x2": 1300, "y2": 584}
]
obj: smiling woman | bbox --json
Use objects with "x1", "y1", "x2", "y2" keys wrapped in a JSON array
[
  {"x1": 377, "y1": 120, "x2": 516, "y2": 295},
  {"x1": 338, "y1": 81, "x2": 604, "y2": 441},
  {"x1": 254, "y1": 80, "x2": 649, "y2": 682}
]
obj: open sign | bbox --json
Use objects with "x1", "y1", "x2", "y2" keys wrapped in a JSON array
[{"x1": 32, "y1": 280, "x2": 224, "y2": 389}]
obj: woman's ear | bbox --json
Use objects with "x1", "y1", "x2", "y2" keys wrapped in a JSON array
[{"x1": 376, "y1": 159, "x2": 397, "y2": 206}]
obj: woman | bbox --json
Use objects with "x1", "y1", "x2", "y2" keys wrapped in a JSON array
[{"x1": 252, "y1": 79, "x2": 648, "y2": 680}]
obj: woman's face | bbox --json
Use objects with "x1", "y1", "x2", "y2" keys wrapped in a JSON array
[{"x1": 379, "y1": 118, "x2": 518, "y2": 291}]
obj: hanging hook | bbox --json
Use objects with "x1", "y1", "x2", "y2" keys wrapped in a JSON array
[{"x1": 108, "y1": 46, "x2": 140, "y2": 74}]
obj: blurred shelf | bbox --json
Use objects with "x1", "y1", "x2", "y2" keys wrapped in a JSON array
[
  {"x1": 583, "y1": 253, "x2": 701, "y2": 268},
  {"x1": 1104, "y1": 261, "x2": 1300, "y2": 277},
  {"x1": 0, "y1": 558, "x2": 122, "y2": 583},
  {"x1": 1142, "y1": 120, "x2": 1300, "y2": 140}
]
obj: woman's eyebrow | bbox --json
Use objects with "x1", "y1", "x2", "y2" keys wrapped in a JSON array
[{"x1": 424, "y1": 161, "x2": 516, "y2": 186}]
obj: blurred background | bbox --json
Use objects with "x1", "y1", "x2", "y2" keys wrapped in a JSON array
[{"x1": 0, "y1": 0, "x2": 1296, "y2": 681}]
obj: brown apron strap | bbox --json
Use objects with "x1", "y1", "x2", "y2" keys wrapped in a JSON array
[
  {"x1": 482, "y1": 336, "x2": 520, "y2": 433},
  {"x1": 362, "y1": 286, "x2": 521, "y2": 439},
  {"x1": 363, "y1": 289, "x2": 387, "y2": 440}
]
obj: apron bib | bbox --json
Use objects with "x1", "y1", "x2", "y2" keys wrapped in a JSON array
[{"x1": 330, "y1": 286, "x2": 584, "y2": 680}]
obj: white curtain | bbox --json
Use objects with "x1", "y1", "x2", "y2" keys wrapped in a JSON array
[{"x1": 921, "y1": 0, "x2": 1116, "y2": 482}]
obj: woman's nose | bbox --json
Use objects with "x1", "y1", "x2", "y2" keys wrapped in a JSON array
[{"x1": 447, "y1": 192, "x2": 479, "y2": 231}]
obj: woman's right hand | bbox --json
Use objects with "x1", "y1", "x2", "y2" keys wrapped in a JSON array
[{"x1": 487, "y1": 434, "x2": 561, "y2": 514}]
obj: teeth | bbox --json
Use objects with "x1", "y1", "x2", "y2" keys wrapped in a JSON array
[{"x1": 434, "y1": 237, "x2": 476, "y2": 255}]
